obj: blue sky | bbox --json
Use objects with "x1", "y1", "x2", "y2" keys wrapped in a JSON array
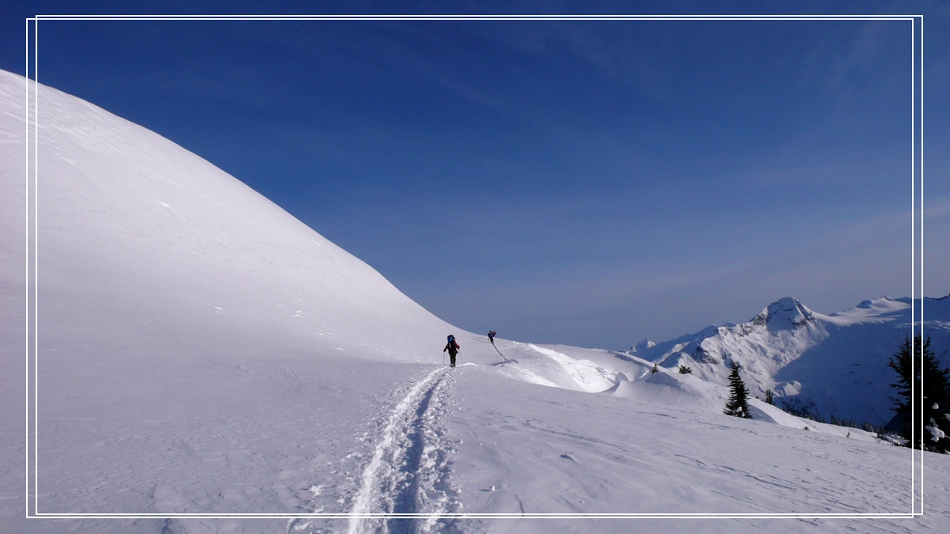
[{"x1": 3, "y1": 2, "x2": 948, "y2": 349}]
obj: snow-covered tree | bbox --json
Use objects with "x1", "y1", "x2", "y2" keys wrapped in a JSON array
[
  {"x1": 724, "y1": 361, "x2": 752, "y2": 419},
  {"x1": 888, "y1": 335, "x2": 950, "y2": 453}
]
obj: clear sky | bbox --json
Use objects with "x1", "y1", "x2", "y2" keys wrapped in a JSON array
[{"x1": 3, "y1": 1, "x2": 948, "y2": 349}]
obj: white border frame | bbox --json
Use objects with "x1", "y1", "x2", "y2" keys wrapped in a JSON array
[{"x1": 23, "y1": 13, "x2": 925, "y2": 522}]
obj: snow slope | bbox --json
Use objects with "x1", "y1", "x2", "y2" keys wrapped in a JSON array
[
  {"x1": 1, "y1": 69, "x2": 948, "y2": 533},
  {"x1": 630, "y1": 296, "x2": 950, "y2": 426},
  {"x1": 5, "y1": 69, "x2": 486, "y2": 365}
]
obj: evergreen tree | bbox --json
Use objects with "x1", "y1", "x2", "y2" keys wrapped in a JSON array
[
  {"x1": 888, "y1": 335, "x2": 950, "y2": 453},
  {"x1": 888, "y1": 336, "x2": 914, "y2": 440},
  {"x1": 724, "y1": 361, "x2": 752, "y2": 419}
]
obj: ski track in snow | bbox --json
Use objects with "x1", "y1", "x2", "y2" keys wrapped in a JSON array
[
  {"x1": 347, "y1": 366, "x2": 460, "y2": 534},
  {"x1": 489, "y1": 342, "x2": 517, "y2": 366}
]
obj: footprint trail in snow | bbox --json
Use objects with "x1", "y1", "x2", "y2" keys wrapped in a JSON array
[{"x1": 348, "y1": 366, "x2": 460, "y2": 534}]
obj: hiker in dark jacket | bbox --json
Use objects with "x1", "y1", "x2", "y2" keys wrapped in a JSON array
[
  {"x1": 488, "y1": 331, "x2": 496, "y2": 344},
  {"x1": 444, "y1": 335, "x2": 460, "y2": 367}
]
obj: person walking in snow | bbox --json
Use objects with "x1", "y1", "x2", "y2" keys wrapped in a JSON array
[
  {"x1": 444, "y1": 335, "x2": 460, "y2": 367},
  {"x1": 488, "y1": 330, "x2": 496, "y2": 344}
]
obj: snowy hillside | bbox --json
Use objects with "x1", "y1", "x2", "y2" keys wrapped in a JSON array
[
  {"x1": 1, "y1": 69, "x2": 948, "y2": 533},
  {"x1": 630, "y1": 296, "x2": 950, "y2": 426},
  {"x1": 2, "y1": 71, "x2": 478, "y2": 365}
]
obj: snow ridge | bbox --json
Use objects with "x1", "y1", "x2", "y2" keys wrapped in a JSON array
[
  {"x1": 628, "y1": 295, "x2": 950, "y2": 425},
  {"x1": 348, "y1": 366, "x2": 459, "y2": 534}
]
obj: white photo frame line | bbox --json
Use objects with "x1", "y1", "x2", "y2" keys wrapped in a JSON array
[{"x1": 23, "y1": 13, "x2": 925, "y2": 521}]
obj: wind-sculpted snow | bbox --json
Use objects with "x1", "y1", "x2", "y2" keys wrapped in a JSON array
[{"x1": 521, "y1": 344, "x2": 617, "y2": 393}]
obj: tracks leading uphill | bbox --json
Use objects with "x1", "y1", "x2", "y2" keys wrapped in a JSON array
[
  {"x1": 489, "y1": 341, "x2": 517, "y2": 366},
  {"x1": 348, "y1": 366, "x2": 460, "y2": 534}
]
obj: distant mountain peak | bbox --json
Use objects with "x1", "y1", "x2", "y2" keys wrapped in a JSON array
[
  {"x1": 631, "y1": 338, "x2": 656, "y2": 353},
  {"x1": 751, "y1": 297, "x2": 816, "y2": 329},
  {"x1": 628, "y1": 294, "x2": 950, "y2": 425}
]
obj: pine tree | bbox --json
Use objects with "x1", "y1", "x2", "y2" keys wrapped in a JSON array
[
  {"x1": 888, "y1": 335, "x2": 950, "y2": 453},
  {"x1": 888, "y1": 336, "x2": 914, "y2": 441},
  {"x1": 764, "y1": 388, "x2": 774, "y2": 405},
  {"x1": 724, "y1": 361, "x2": 752, "y2": 419}
]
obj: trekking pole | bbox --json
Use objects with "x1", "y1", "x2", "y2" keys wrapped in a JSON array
[{"x1": 442, "y1": 351, "x2": 445, "y2": 366}]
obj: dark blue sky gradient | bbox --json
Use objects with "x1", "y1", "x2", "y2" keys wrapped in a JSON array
[{"x1": 3, "y1": 2, "x2": 948, "y2": 349}]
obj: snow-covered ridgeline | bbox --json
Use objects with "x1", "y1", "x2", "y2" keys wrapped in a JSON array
[
  {"x1": 629, "y1": 295, "x2": 950, "y2": 426},
  {"x1": 0, "y1": 68, "x2": 470, "y2": 366}
]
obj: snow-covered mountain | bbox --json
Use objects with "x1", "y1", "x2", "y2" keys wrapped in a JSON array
[
  {"x1": 630, "y1": 296, "x2": 950, "y2": 426},
  {"x1": 2, "y1": 69, "x2": 948, "y2": 533},
  {"x1": 2, "y1": 72, "x2": 469, "y2": 366}
]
